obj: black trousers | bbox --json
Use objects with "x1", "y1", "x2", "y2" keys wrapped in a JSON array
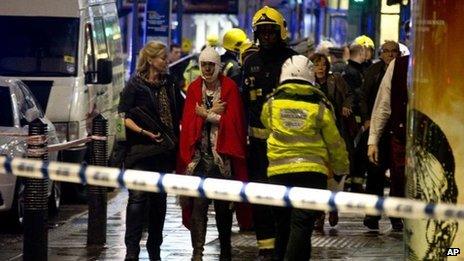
[
  {"x1": 364, "y1": 135, "x2": 389, "y2": 221},
  {"x1": 269, "y1": 172, "x2": 327, "y2": 261},
  {"x1": 351, "y1": 130, "x2": 369, "y2": 191},
  {"x1": 124, "y1": 156, "x2": 169, "y2": 260},
  {"x1": 125, "y1": 190, "x2": 166, "y2": 259},
  {"x1": 248, "y1": 138, "x2": 276, "y2": 246},
  {"x1": 365, "y1": 135, "x2": 390, "y2": 197}
]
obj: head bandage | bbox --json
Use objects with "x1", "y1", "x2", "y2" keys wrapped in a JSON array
[{"x1": 199, "y1": 47, "x2": 221, "y2": 83}]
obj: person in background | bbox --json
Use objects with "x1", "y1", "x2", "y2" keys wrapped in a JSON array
[
  {"x1": 220, "y1": 28, "x2": 255, "y2": 230},
  {"x1": 168, "y1": 43, "x2": 182, "y2": 64},
  {"x1": 118, "y1": 40, "x2": 183, "y2": 261},
  {"x1": 221, "y1": 28, "x2": 248, "y2": 89},
  {"x1": 242, "y1": 6, "x2": 297, "y2": 260},
  {"x1": 261, "y1": 55, "x2": 349, "y2": 260},
  {"x1": 206, "y1": 34, "x2": 219, "y2": 48},
  {"x1": 169, "y1": 43, "x2": 188, "y2": 94},
  {"x1": 240, "y1": 41, "x2": 259, "y2": 66},
  {"x1": 315, "y1": 39, "x2": 335, "y2": 57},
  {"x1": 343, "y1": 45, "x2": 350, "y2": 64},
  {"x1": 291, "y1": 37, "x2": 316, "y2": 59},
  {"x1": 310, "y1": 53, "x2": 353, "y2": 230},
  {"x1": 354, "y1": 35, "x2": 375, "y2": 70},
  {"x1": 328, "y1": 46, "x2": 347, "y2": 74},
  {"x1": 177, "y1": 47, "x2": 249, "y2": 261},
  {"x1": 360, "y1": 40, "x2": 400, "y2": 230},
  {"x1": 342, "y1": 43, "x2": 366, "y2": 192},
  {"x1": 367, "y1": 54, "x2": 410, "y2": 231},
  {"x1": 183, "y1": 56, "x2": 201, "y2": 94}
]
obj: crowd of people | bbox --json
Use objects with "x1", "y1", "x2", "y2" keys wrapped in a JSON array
[{"x1": 118, "y1": 5, "x2": 410, "y2": 261}]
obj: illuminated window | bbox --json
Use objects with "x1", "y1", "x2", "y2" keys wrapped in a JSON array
[{"x1": 380, "y1": 0, "x2": 400, "y2": 43}]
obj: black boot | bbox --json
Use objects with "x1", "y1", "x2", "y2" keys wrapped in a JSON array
[
  {"x1": 216, "y1": 200, "x2": 233, "y2": 261},
  {"x1": 390, "y1": 218, "x2": 403, "y2": 230},
  {"x1": 363, "y1": 216, "x2": 379, "y2": 230}
]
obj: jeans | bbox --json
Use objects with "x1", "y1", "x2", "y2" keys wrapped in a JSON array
[{"x1": 269, "y1": 172, "x2": 327, "y2": 261}]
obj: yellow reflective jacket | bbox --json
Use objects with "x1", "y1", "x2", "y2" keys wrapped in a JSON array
[
  {"x1": 183, "y1": 59, "x2": 201, "y2": 92},
  {"x1": 260, "y1": 82, "x2": 349, "y2": 177}
]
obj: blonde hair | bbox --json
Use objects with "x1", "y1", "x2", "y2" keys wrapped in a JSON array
[{"x1": 136, "y1": 40, "x2": 166, "y2": 76}]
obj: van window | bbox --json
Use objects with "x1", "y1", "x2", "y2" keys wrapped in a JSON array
[
  {"x1": 93, "y1": 17, "x2": 109, "y2": 59},
  {"x1": 0, "y1": 87, "x2": 14, "y2": 127},
  {"x1": 103, "y1": 14, "x2": 124, "y2": 66},
  {"x1": 0, "y1": 16, "x2": 79, "y2": 77}
]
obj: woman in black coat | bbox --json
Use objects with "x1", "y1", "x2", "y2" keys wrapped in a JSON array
[{"x1": 118, "y1": 40, "x2": 183, "y2": 261}]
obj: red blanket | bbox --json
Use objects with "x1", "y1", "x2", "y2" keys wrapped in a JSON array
[{"x1": 177, "y1": 75, "x2": 252, "y2": 230}]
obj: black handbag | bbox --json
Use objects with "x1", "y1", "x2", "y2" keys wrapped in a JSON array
[
  {"x1": 130, "y1": 106, "x2": 176, "y2": 147},
  {"x1": 124, "y1": 106, "x2": 176, "y2": 167}
]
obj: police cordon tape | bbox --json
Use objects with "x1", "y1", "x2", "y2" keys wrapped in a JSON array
[{"x1": 1, "y1": 155, "x2": 464, "y2": 221}]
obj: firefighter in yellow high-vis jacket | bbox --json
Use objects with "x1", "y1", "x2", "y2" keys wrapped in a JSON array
[{"x1": 260, "y1": 55, "x2": 349, "y2": 260}]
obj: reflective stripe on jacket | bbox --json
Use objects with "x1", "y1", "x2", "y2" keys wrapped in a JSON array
[{"x1": 260, "y1": 82, "x2": 349, "y2": 177}]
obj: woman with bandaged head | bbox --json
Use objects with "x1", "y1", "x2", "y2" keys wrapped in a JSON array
[{"x1": 176, "y1": 47, "x2": 249, "y2": 261}]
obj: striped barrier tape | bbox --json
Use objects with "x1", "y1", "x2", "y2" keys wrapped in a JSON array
[{"x1": 1, "y1": 156, "x2": 464, "y2": 221}]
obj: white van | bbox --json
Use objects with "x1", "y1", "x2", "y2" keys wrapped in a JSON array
[{"x1": 0, "y1": 0, "x2": 124, "y2": 164}]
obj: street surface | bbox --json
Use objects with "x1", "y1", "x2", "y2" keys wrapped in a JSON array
[{"x1": 0, "y1": 190, "x2": 404, "y2": 260}]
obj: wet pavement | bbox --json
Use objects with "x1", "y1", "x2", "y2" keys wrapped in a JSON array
[{"x1": 0, "y1": 190, "x2": 404, "y2": 260}]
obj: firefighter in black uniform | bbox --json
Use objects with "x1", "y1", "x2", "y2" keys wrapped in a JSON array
[
  {"x1": 221, "y1": 28, "x2": 251, "y2": 91},
  {"x1": 242, "y1": 6, "x2": 297, "y2": 260}
]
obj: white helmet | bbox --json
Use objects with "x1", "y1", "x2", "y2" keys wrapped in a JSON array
[
  {"x1": 199, "y1": 46, "x2": 221, "y2": 83},
  {"x1": 280, "y1": 55, "x2": 315, "y2": 84},
  {"x1": 315, "y1": 40, "x2": 335, "y2": 56}
]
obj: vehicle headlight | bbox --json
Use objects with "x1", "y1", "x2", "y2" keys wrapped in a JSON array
[
  {"x1": 53, "y1": 122, "x2": 68, "y2": 143},
  {"x1": 68, "y1": 121, "x2": 79, "y2": 141},
  {"x1": 53, "y1": 122, "x2": 79, "y2": 143}
]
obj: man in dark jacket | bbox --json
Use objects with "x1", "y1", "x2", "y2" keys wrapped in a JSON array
[
  {"x1": 221, "y1": 28, "x2": 250, "y2": 90},
  {"x1": 342, "y1": 43, "x2": 366, "y2": 192},
  {"x1": 360, "y1": 41, "x2": 400, "y2": 229},
  {"x1": 242, "y1": 6, "x2": 297, "y2": 260},
  {"x1": 168, "y1": 44, "x2": 189, "y2": 92},
  {"x1": 221, "y1": 50, "x2": 241, "y2": 87},
  {"x1": 368, "y1": 55, "x2": 410, "y2": 230}
]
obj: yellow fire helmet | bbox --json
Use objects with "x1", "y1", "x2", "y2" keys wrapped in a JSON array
[
  {"x1": 239, "y1": 41, "x2": 259, "y2": 64},
  {"x1": 181, "y1": 37, "x2": 193, "y2": 53},
  {"x1": 206, "y1": 34, "x2": 219, "y2": 47},
  {"x1": 354, "y1": 35, "x2": 375, "y2": 49},
  {"x1": 252, "y1": 6, "x2": 288, "y2": 41},
  {"x1": 222, "y1": 28, "x2": 251, "y2": 53}
]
